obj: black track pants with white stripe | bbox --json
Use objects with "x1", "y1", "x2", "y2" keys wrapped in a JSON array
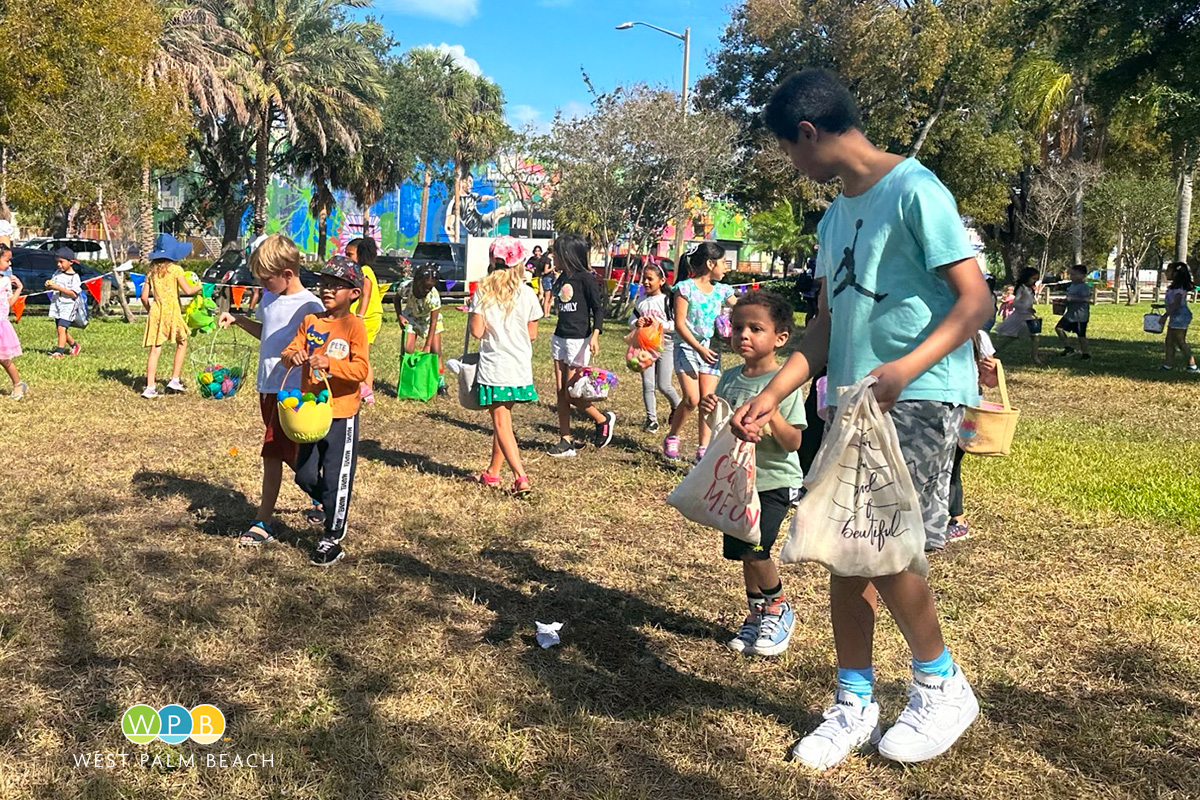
[{"x1": 295, "y1": 414, "x2": 359, "y2": 538}]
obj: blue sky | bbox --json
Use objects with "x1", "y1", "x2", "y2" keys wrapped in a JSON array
[{"x1": 371, "y1": 0, "x2": 731, "y2": 130}]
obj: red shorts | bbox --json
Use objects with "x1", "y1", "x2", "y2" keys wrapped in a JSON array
[{"x1": 260, "y1": 393, "x2": 298, "y2": 464}]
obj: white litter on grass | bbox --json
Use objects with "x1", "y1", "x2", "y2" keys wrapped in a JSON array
[{"x1": 535, "y1": 621, "x2": 563, "y2": 649}]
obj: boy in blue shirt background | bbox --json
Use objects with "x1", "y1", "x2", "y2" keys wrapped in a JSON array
[{"x1": 731, "y1": 69, "x2": 994, "y2": 770}]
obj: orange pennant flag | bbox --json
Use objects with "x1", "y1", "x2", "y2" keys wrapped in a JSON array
[
  {"x1": 10, "y1": 295, "x2": 25, "y2": 323},
  {"x1": 231, "y1": 286, "x2": 245, "y2": 307},
  {"x1": 85, "y1": 277, "x2": 103, "y2": 304},
  {"x1": 752, "y1": 282, "x2": 760, "y2": 291}
]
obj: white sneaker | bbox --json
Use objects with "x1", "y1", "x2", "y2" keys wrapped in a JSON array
[
  {"x1": 166, "y1": 378, "x2": 186, "y2": 393},
  {"x1": 727, "y1": 600, "x2": 763, "y2": 654},
  {"x1": 791, "y1": 691, "x2": 881, "y2": 770},
  {"x1": 141, "y1": 386, "x2": 160, "y2": 399},
  {"x1": 877, "y1": 667, "x2": 979, "y2": 763}
]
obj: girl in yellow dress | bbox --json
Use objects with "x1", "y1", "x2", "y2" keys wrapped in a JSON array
[
  {"x1": 346, "y1": 237, "x2": 384, "y2": 405},
  {"x1": 141, "y1": 234, "x2": 200, "y2": 398}
]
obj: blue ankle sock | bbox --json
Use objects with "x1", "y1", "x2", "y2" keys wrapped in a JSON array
[
  {"x1": 912, "y1": 646, "x2": 955, "y2": 678},
  {"x1": 836, "y1": 666, "x2": 874, "y2": 706}
]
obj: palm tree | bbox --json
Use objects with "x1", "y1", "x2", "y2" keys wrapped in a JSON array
[
  {"x1": 142, "y1": 0, "x2": 247, "y2": 255},
  {"x1": 226, "y1": 0, "x2": 383, "y2": 236},
  {"x1": 401, "y1": 49, "x2": 459, "y2": 242},
  {"x1": 747, "y1": 199, "x2": 814, "y2": 276},
  {"x1": 443, "y1": 71, "x2": 508, "y2": 242}
]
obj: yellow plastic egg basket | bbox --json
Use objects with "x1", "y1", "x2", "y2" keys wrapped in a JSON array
[{"x1": 277, "y1": 367, "x2": 334, "y2": 444}]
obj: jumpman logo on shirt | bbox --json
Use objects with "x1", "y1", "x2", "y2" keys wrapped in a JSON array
[{"x1": 833, "y1": 219, "x2": 888, "y2": 303}]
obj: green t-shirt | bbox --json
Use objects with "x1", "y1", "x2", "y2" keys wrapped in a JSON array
[{"x1": 715, "y1": 365, "x2": 807, "y2": 491}]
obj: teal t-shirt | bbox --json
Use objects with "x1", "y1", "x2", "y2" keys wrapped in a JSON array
[
  {"x1": 816, "y1": 158, "x2": 977, "y2": 407},
  {"x1": 715, "y1": 365, "x2": 807, "y2": 492}
]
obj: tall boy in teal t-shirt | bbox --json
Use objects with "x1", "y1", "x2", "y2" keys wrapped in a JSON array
[{"x1": 730, "y1": 69, "x2": 994, "y2": 770}]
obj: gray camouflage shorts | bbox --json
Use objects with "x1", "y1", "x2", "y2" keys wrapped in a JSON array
[{"x1": 888, "y1": 401, "x2": 965, "y2": 552}]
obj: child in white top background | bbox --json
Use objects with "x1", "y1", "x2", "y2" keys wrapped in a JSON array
[{"x1": 629, "y1": 263, "x2": 681, "y2": 432}]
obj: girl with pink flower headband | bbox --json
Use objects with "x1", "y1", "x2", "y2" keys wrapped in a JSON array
[{"x1": 468, "y1": 236, "x2": 544, "y2": 494}]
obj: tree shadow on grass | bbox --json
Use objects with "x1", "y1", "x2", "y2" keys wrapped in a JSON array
[
  {"x1": 995, "y1": 336, "x2": 1187, "y2": 382},
  {"x1": 131, "y1": 469, "x2": 257, "y2": 538},
  {"x1": 96, "y1": 367, "x2": 143, "y2": 392},
  {"x1": 358, "y1": 438, "x2": 473, "y2": 480},
  {"x1": 979, "y1": 642, "x2": 1200, "y2": 797},
  {"x1": 370, "y1": 546, "x2": 814, "y2": 731}
]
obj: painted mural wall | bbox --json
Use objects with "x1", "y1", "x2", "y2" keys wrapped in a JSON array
[{"x1": 237, "y1": 155, "x2": 554, "y2": 256}]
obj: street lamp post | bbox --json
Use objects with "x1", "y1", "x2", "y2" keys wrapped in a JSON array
[{"x1": 617, "y1": 20, "x2": 692, "y2": 267}]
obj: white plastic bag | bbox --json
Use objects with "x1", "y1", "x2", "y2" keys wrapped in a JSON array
[
  {"x1": 779, "y1": 377, "x2": 928, "y2": 577},
  {"x1": 666, "y1": 398, "x2": 762, "y2": 544}
]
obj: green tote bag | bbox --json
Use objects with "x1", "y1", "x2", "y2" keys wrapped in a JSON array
[{"x1": 397, "y1": 350, "x2": 439, "y2": 402}]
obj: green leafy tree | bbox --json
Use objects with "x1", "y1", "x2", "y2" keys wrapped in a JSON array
[
  {"x1": 747, "y1": 199, "x2": 814, "y2": 276},
  {"x1": 225, "y1": 0, "x2": 384, "y2": 236}
]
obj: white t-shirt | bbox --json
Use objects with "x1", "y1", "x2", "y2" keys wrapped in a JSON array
[
  {"x1": 256, "y1": 289, "x2": 323, "y2": 393},
  {"x1": 49, "y1": 272, "x2": 82, "y2": 320},
  {"x1": 470, "y1": 284, "x2": 544, "y2": 387}
]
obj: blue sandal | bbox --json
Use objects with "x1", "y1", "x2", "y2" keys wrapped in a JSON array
[
  {"x1": 304, "y1": 501, "x2": 324, "y2": 524},
  {"x1": 238, "y1": 521, "x2": 276, "y2": 547}
]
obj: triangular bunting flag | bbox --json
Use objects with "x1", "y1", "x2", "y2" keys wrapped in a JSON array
[
  {"x1": 202, "y1": 283, "x2": 215, "y2": 298},
  {"x1": 445, "y1": 280, "x2": 457, "y2": 291},
  {"x1": 231, "y1": 286, "x2": 245, "y2": 306},
  {"x1": 752, "y1": 282, "x2": 760, "y2": 291},
  {"x1": 129, "y1": 273, "x2": 146, "y2": 296},
  {"x1": 85, "y1": 277, "x2": 103, "y2": 305},
  {"x1": 10, "y1": 295, "x2": 25, "y2": 323}
]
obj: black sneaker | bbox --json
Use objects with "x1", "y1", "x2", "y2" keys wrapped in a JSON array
[
  {"x1": 643, "y1": 417, "x2": 659, "y2": 433},
  {"x1": 1060, "y1": 348, "x2": 1074, "y2": 357},
  {"x1": 547, "y1": 438, "x2": 577, "y2": 458},
  {"x1": 595, "y1": 411, "x2": 616, "y2": 448},
  {"x1": 310, "y1": 537, "x2": 345, "y2": 567},
  {"x1": 437, "y1": 385, "x2": 449, "y2": 397}
]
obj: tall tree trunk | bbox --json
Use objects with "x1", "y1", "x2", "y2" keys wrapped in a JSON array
[
  {"x1": 317, "y1": 208, "x2": 329, "y2": 260},
  {"x1": 221, "y1": 202, "x2": 242, "y2": 248},
  {"x1": 98, "y1": 187, "x2": 134, "y2": 323},
  {"x1": 139, "y1": 160, "x2": 155, "y2": 261},
  {"x1": 908, "y1": 82, "x2": 948, "y2": 158},
  {"x1": 1071, "y1": 184, "x2": 1084, "y2": 265},
  {"x1": 418, "y1": 167, "x2": 432, "y2": 241},
  {"x1": 1175, "y1": 142, "x2": 1198, "y2": 263},
  {"x1": 252, "y1": 105, "x2": 270, "y2": 236}
]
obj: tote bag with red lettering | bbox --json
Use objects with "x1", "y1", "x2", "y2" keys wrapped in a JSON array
[
  {"x1": 666, "y1": 398, "x2": 762, "y2": 544},
  {"x1": 779, "y1": 377, "x2": 928, "y2": 577}
]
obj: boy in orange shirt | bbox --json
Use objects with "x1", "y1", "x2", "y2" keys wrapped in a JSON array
[{"x1": 282, "y1": 256, "x2": 369, "y2": 566}]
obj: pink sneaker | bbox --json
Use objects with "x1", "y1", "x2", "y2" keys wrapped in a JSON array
[
  {"x1": 360, "y1": 384, "x2": 375, "y2": 405},
  {"x1": 70, "y1": 342, "x2": 81, "y2": 356},
  {"x1": 662, "y1": 435, "x2": 680, "y2": 460}
]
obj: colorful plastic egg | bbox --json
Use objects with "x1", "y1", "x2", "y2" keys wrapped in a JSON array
[
  {"x1": 200, "y1": 371, "x2": 213, "y2": 384},
  {"x1": 282, "y1": 396, "x2": 299, "y2": 409},
  {"x1": 301, "y1": 392, "x2": 316, "y2": 404},
  {"x1": 221, "y1": 379, "x2": 233, "y2": 393}
]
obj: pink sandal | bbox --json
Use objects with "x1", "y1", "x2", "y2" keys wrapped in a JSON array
[
  {"x1": 511, "y1": 476, "x2": 532, "y2": 496},
  {"x1": 476, "y1": 472, "x2": 502, "y2": 487}
]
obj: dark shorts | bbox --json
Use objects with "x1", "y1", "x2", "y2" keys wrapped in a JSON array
[
  {"x1": 260, "y1": 393, "x2": 299, "y2": 464},
  {"x1": 1057, "y1": 319, "x2": 1088, "y2": 336},
  {"x1": 723, "y1": 486, "x2": 799, "y2": 561},
  {"x1": 55, "y1": 318, "x2": 71, "y2": 329}
]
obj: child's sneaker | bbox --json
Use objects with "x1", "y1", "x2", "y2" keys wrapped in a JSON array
[
  {"x1": 791, "y1": 691, "x2": 882, "y2": 770},
  {"x1": 310, "y1": 536, "x2": 345, "y2": 566},
  {"x1": 141, "y1": 386, "x2": 160, "y2": 399},
  {"x1": 70, "y1": 342, "x2": 81, "y2": 356},
  {"x1": 1188, "y1": 364, "x2": 1199, "y2": 374},
  {"x1": 49, "y1": 348, "x2": 65, "y2": 358},
  {"x1": 360, "y1": 384, "x2": 375, "y2": 405},
  {"x1": 695, "y1": 446, "x2": 708, "y2": 463},
  {"x1": 946, "y1": 520, "x2": 970, "y2": 543},
  {"x1": 166, "y1": 378, "x2": 186, "y2": 393},
  {"x1": 877, "y1": 667, "x2": 979, "y2": 763},
  {"x1": 662, "y1": 435, "x2": 680, "y2": 460},
  {"x1": 727, "y1": 598, "x2": 764, "y2": 654},
  {"x1": 11, "y1": 381, "x2": 27, "y2": 401},
  {"x1": 547, "y1": 438, "x2": 577, "y2": 458},
  {"x1": 437, "y1": 384, "x2": 449, "y2": 397},
  {"x1": 643, "y1": 417, "x2": 659, "y2": 433},
  {"x1": 594, "y1": 411, "x2": 616, "y2": 448},
  {"x1": 753, "y1": 597, "x2": 795, "y2": 656}
]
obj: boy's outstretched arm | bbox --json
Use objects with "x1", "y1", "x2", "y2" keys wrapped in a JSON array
[
  {"x1": 868, "y1": 257, "x2": 991, "y2": 411},
  {"x1": 731, "y1": 283, "x2": 830, "y2": 442}
]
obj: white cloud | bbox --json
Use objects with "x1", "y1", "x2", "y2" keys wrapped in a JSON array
[
  {"x1": 377, "y1": 0, "x2": 478, "y2": 25},
  {"x1": 558, "y1": 101, "x2": 591, "y2": 120},
  {"x1": 416, "y1": 43, "x2": 483, "y2": 76},
  {"x1": 508, "y1": 104, "x2": 547, "y2": 131}
]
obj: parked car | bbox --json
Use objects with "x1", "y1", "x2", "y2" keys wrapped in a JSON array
[
  {"x1": 409, "y1": 241, "x2": 468, "y2": 294},
  {"x1": 25, "y1": 237, "x2": 111, "y2": 261},
  {"x1": 199, "y1": 249, "x2": 321, "y2": 313},
  {"x1": 8, "y1": 247, "x2": 113, "y2": 308}
]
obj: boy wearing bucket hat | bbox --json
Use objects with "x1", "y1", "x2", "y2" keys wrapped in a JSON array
[
  {"x1": 281, "y1": 256, "x2": 370, "y2": 566},
  {"x1": 46, "y1": 247, "x2": 83, "y2": 357}
]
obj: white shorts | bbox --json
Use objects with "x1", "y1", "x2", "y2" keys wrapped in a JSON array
[{"x1": 550, "y1": 334, "x2": 591, "y2": 367}]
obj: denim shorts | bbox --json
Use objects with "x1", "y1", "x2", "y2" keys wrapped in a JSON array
[{"x1": 674, "y1": 340, "x2": 722, "y2": 377}]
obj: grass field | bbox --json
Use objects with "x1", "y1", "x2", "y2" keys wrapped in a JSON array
[{"x1": 0, "y1": 302, "x2": 1197, "y2": 799}]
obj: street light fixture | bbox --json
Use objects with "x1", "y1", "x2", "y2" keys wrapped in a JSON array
[
  {"x1": 617, "y1": 19, "x2": 694, "y2": 266},
  {"x1": 615, "y1": 20, "x2": 691, "y2": 112}
]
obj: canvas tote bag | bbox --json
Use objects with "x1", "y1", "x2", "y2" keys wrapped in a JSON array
[
  {"x1": 666, "y1": 398, "x2": 763, "y2": 544},
  {"x1": 779, "y1": 377, "x2": 928, "y2": 577}
]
